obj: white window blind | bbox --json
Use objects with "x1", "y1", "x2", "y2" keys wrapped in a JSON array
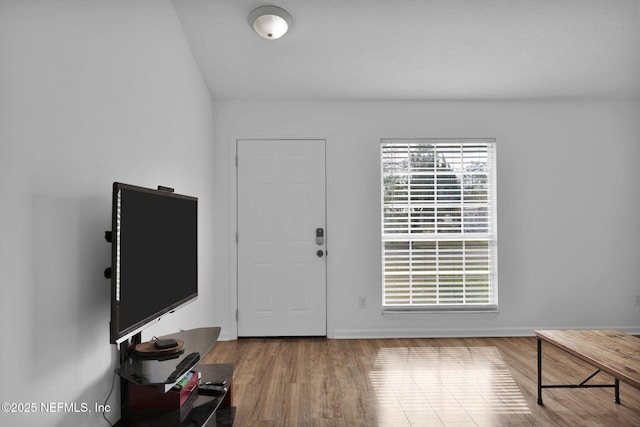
[{"x1": 381, "y1": 139, "x2": 497, "y2": 310}]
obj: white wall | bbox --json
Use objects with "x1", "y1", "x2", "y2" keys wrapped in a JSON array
[
  {"x1": 0, "y1": 1, "x2": 215, "y2": 426},
  {"x1": 213, "y1": 99, "x2": 640, "y2": 339}
]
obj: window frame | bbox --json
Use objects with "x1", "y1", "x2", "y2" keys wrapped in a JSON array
[{"x1": 380, "y1": 138, "x2": 498, "y2": 312}]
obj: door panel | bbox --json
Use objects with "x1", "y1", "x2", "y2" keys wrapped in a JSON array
[{"x1": 237, "y1": 139, "x2": 326, "y2": 336}]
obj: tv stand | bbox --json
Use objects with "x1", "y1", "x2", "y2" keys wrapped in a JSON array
[{"x1": 115, "y1": 327, "x2": 235, "y2": 426}]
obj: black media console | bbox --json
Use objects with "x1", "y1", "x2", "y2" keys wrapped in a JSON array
[{"x1": 115, "y1": 327, "x2": 235, "y2": 426}]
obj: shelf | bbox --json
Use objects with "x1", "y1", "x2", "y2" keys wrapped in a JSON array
[
  {"x1": 115, "y1": 327, "x2": 234, "y2": 427},
  {"x1": 121, "y1": 364, "x2": 235, "y2": 427},
  {"x1": 118, "y1": 327, "x2": 220, "y2": 393}
]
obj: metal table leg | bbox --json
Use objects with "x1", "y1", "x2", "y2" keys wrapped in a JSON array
[{"x1": 537, "y1": 337, "x2": 543, "y2": 405}]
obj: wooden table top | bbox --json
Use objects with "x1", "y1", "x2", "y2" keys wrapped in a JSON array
[{"x1": 535, "y1": 329, "x2": 640, "y2": 389}]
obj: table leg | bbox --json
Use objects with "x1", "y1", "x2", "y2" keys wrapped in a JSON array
[
  {"x1": 615, "y1": 378, "x2": 620, "y2": 404},
  {"x1": 537, "y1": 337, "x2": 543, "y2": 405}
]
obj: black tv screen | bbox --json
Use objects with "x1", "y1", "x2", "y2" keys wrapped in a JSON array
[{"x1": 110, "y1": 182, "x2": 198, "y2": 344}]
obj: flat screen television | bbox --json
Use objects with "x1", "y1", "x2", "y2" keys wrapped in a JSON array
[{"x1": 108, "y1": 182, "x2": 198, "y2": 344}]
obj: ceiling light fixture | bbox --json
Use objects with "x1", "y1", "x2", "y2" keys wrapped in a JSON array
[{"x1": 248, "y1": 5, "x2": 292, "y2": 40}]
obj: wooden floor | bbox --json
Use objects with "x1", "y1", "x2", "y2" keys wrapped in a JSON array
[{"x1": 201, "y1": 336, "x2": 640, "y2": 426}]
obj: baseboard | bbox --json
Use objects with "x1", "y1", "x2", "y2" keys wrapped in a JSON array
[
  {"x1": 218, "y1": 331, "x2": 237, "y2": 341},
  {"x1": 330, "y1": 325, "x2": 640, "y2": 339}
]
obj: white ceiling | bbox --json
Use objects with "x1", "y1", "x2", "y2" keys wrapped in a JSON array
[{"x1": 172, "y1": 0, "x2": 640, "y2": 101}]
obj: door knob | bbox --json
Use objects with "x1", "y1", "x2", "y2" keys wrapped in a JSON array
[{"x1": 316, "y1": 250, "x2": 324, "y2": 257}]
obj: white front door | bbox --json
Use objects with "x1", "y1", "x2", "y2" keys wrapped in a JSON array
[{"x1": 237, "y1": 139, "x2": 326, "y2": 336}]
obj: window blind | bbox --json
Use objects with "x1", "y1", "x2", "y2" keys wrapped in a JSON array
[{"x1": 381, "y1": 139, "x2": 497, "y2": 309}]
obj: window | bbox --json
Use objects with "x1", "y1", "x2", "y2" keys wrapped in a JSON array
[{"x1": 381, "y1": 139, "x2": 497, "y2": 310}]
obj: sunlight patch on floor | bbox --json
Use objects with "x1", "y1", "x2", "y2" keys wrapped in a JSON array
[{"x1": 369, "y1": 346, "x2": 530, "y2": 426}]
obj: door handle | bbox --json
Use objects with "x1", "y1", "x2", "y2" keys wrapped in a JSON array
[{"x1": 316, "y1": 250, "x2": 324, "y2": 257}]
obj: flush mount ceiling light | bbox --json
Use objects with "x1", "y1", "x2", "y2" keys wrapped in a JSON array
[{"x1": 248, "y1": 5, "x2": 292, "y2": 40}]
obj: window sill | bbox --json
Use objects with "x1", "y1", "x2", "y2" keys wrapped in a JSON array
[{"x1": 382, "y1": 305, "x2": 498, "y2": 318}]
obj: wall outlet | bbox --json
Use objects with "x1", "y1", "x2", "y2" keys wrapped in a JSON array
[{"x1": 358, "y1": 297, "x2": 367, "y2": 309}]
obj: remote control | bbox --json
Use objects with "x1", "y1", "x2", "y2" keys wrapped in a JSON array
[{"x1": 198, "y1": 383, "x2": 227, "y2": 396}]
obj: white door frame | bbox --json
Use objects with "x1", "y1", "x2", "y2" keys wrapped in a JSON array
[{"x1": 228, "y1": 137, "x2": 332, "y2": 339}]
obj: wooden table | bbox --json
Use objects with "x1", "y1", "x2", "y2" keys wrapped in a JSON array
[{"x1": 535, "y1": 330, "x2": 640, "y2": 405}]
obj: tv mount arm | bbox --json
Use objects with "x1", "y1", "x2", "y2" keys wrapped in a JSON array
[{"x1": 104, "y1": 231, "x2": 112, "y2": 279}]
